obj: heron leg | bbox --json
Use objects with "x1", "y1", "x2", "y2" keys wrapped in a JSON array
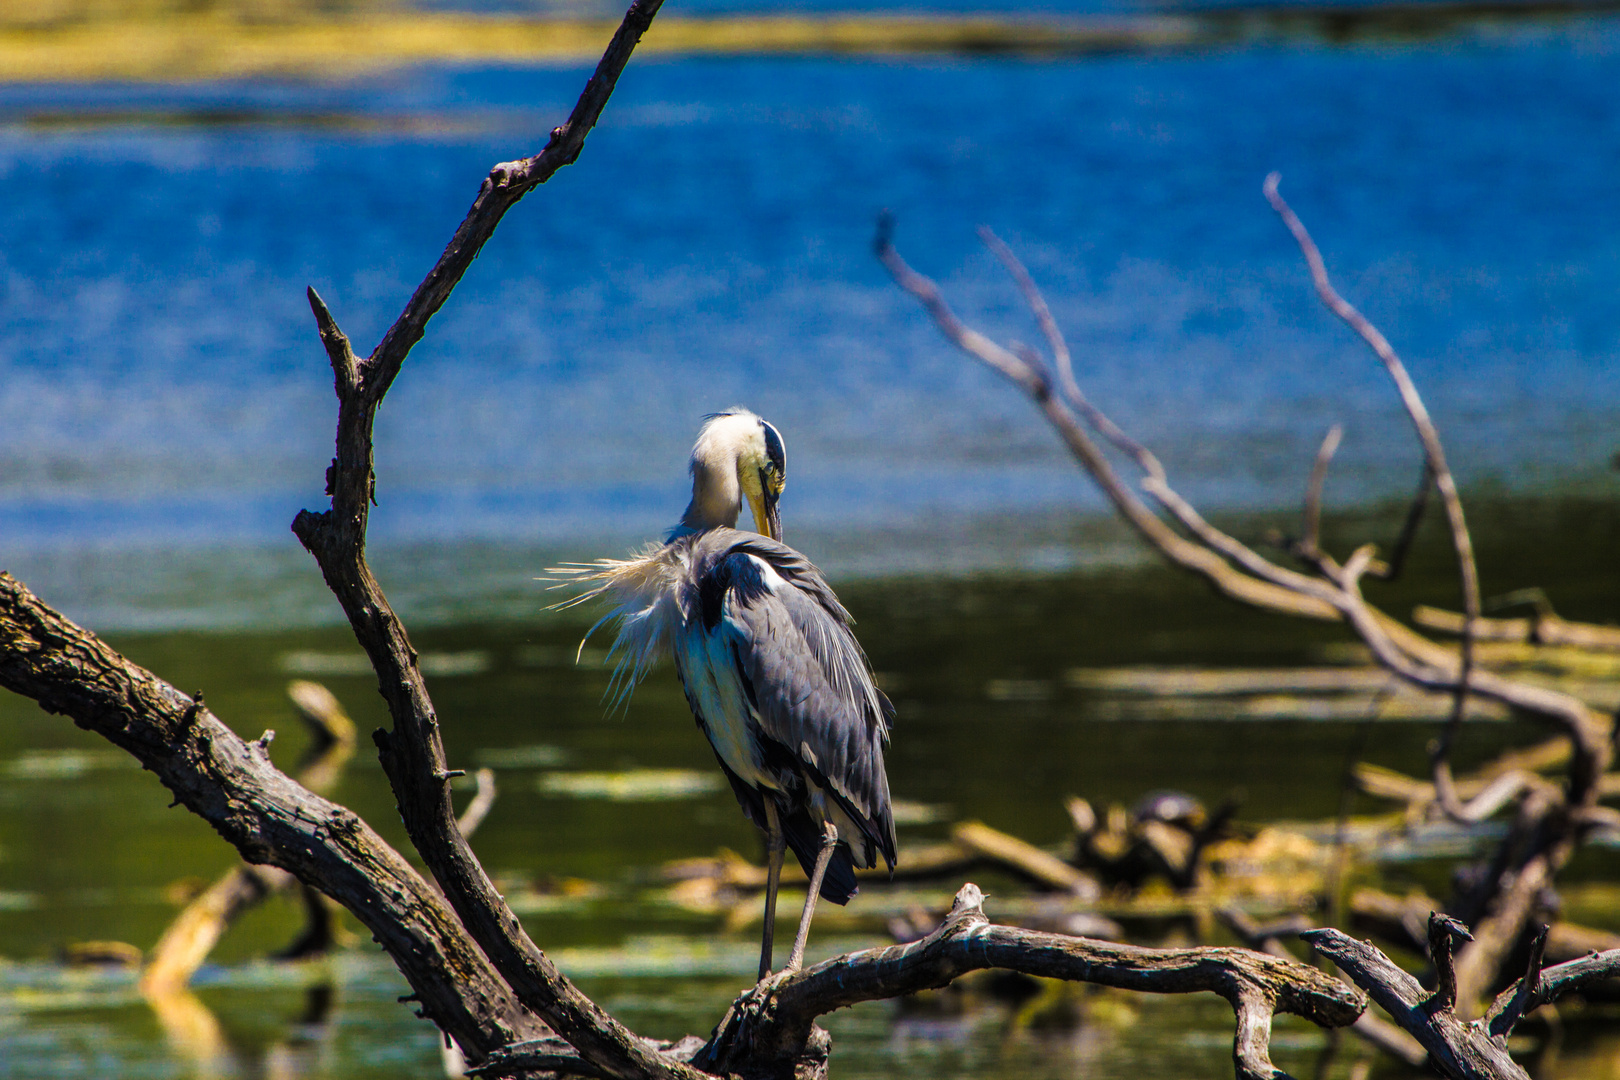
[
  {"x1": 785, "y1": 821, "x2": 839, "y2": 973},
  {"x1": 759, "y1": 801, "x2": 786, "y2": 982}
]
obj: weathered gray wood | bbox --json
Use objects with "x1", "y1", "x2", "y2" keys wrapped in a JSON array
[
  {"x1": 694, "y1": 885, "x2": 1364, "y2": 1080},
  {"x1": 0, "y1": 571, "x2": 544, "y2": 1061},
  {"x1": 1485, "y1": 941, "x2": 1620, "y2": 1036},
  {"x1": 1303, "y1": 928, "x2": 1526, "y2": 1080}
]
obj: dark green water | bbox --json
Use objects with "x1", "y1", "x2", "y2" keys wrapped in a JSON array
[{"x1": 3, "y1": 497, "x2": 1619, "y2": 1077}]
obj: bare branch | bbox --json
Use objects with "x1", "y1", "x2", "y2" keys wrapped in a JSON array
[
  {"x1": 288, "y1": 4, "x2": 705, "y2": 1075},
  {"x1": 363, "y1": 0, "x2": 668, "y2": 400},
  {"x1": 1484, "y1": 923, "x2": 1549, "y2": 1038},
  {"x1": 1486, "y1": 944, "x2": 1620, "y2": 1034},
  {"x1": 978, "y1": 228, "x2": 1073, "y2": 392},
  {"x1": 877, "y1": 217, "x2": 1340, "y2": 622},
  {"x1": 306, "y1": 286, "x2": 359, "y2": 400},
  {"x1": 1370, "y1": 462, "x2": 1433, "y2": 582},
  {"x1": 978, "y1": 226, "x2": 1165, "y2": 476},
  {"x1": 140, "y1": 679, "x2": 360, "y2": 994},
  {"x1": 881, "y1": 203, "x2": 1616, "y2": 1031},
  {"x1": 876, "y1": 213, "x2": 1048, "y2": 396},
  {"x1": 1220, "y1": 908, "x2": 1428, "y2": 1067},
  {"x1": 1427, "y1": 911, "x2": 1474, "y2": 1013},
  {"x1": 458, "y1": 768, "x2": 499, "y2": 837},
  {"x1": 1414, "y1": 604, "x2": 1620, "y2": 651},
  {"x1": 878, "y1": 215, "x2": 1609, "y2": 781}
]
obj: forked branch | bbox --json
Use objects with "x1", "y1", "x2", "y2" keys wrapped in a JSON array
[{"x1": 288, "y1": 1, "x2": 707, "y2": 1076}]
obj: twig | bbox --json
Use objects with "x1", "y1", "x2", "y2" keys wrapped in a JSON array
[
  {"x1": 1372, "y1": 462, "x2": 1433, "y2": 582},
  {"x1": 1427, "y1": 911, "x2": 1474, "y2": 1013},
  {"x1": 1263, "y1": 173, "x2": 1481, "y2": 825},
  {"x1": 458, "y1": 768, "x2": 499, "y2": 838},
  {"x1": 876, "y1": 218, "x2": 1337, "y2": 622},
  {"x1": 1298, "y1": 424, "x2": 1343, "y2": 560},
  {"x1": 1484, "y1": 923, "x2": 1548, "y2": 1038}
]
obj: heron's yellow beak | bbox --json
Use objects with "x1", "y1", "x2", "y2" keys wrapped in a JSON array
[{"x1": 747, "y1": 476, "x2": 783, "y2": 543}]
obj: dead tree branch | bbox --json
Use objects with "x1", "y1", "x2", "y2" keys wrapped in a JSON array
[
  {"x1": 288, "y1": 2, "x2": 707, "y2": 1076},
  {"x1": 876, "y1": 181, "x2": 1614, "y2": 1023},
  {"x1": 1485, "y1": 943, "x2": 1620, "y2": 1033},
  {"x1": 1414, "y1": 604, "x2": 1620, "y2": 650},
  {"x1": 1304, "y1": 928, "x2": 1525, "y2": 1080},
  {"x1": 0, "y1": 571, "x2": 543, "y2": 1059},
  {"x1": 476, "y1": 884, "x2": 1365, "y2": 1080},
  {"x1": 1262, "y1": 173, "x2": 1485, "y2": 827}
]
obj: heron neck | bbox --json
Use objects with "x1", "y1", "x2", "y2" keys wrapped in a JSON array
[{"x1": 678, "y1": 456, "x2": 742, "y2": 533}]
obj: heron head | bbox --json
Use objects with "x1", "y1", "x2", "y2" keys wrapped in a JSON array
[{"x1": 686, "y1": 409, "x2": 786, "y2": 541}]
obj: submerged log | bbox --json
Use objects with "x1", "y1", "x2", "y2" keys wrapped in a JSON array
[{"x1": 141, "y1": 680, "x2": 359, "y2": 995}]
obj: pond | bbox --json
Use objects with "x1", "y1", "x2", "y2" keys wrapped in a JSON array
[{"x1": 2, "y1": 20, "x2": 1619, "y2": 1079}]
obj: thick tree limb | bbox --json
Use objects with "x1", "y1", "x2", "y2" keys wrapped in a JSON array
[
  {"x1": 0, "y1": 572, "x2": 543, "y2": 1060},
  {"x1": 141, "y1": 679, "x2": 359, "y2": 995},
  {"x1": 694, "y1": 884, "x2": 1365, "y2": 1080}
]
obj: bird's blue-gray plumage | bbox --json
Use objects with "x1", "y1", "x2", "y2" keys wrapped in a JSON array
[
  {"x1": 672, "y1": 529, "x2": 896, "y2": 902},
  {"x1": 559, "y1": 407, "x2": 896, "y2": 926}
]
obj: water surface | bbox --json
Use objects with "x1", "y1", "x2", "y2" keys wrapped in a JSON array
[{"x1": 2, "y1": 24, "x2": 1619, "y2": 1080}]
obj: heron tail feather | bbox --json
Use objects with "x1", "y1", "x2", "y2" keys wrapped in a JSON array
[{"x1": 781, "y1": 807, "x2": 858, "y2": 905}]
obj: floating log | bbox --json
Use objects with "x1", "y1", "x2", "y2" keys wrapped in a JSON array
[
  {"x1": 1414, "y1": 605, "x2": 1620, "y2": 651},
  {"x1": 1067, "y1": 666, "x2": 1397, "y2": 696},
  {"x1": 951, "y1": 820, "x2": 1099, "y2": 897}
]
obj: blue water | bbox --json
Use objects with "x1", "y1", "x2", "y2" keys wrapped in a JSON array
[{"x1": 2, "y1": 29, "x2": 1619, "y2": 626}]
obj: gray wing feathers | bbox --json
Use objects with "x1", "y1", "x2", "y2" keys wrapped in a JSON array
[{"x1": 697, "y1": 532, "x2": 897, "y2": 870}]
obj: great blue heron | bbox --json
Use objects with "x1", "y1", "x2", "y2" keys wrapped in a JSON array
[{"x1": 561, "y1": 409, "x2": 896, "y2": 980}]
